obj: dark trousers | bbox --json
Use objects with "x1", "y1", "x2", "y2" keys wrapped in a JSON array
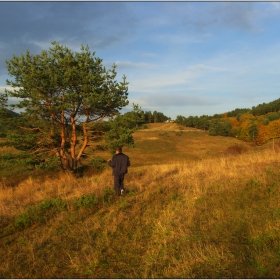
[{"x1": 114, "y1": 174, "x2": 125, "y2": 196}]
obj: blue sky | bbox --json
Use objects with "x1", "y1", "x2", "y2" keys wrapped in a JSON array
[{"x1": 1, "y1": 1, "x2": 280, "y2": 119}]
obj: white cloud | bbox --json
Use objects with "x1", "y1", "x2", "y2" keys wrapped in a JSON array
[
  {"x1": 114, "y1": 61, "x2": 157, "y2": 70},
  {"x1": 135, "y1": 93, "x2": 217, "y2": 107},
  {"x1": 128, "y1": 63, "x2": 229, "y2": 94}
]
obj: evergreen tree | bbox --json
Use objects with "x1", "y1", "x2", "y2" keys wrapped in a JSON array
[
  {"x1": 153, "y1": 111, "x2": 158, "y2": 123},
  {"x1": 4, "y1": 42, "x2": 129, "y2": 171},
  {"x1": 146, "y1": 111, "x2": 153, "y2": 123}
]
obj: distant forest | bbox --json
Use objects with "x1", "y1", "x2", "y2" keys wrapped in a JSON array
[
  {"x1": 0, "y1": 108, "x2": 170, "y2": 140},
  {"x1": 176, "y1": 98, "x2": 280, "y2": 145},
  {"x1": 2, "y1": 97, "x2": 280, "y2": 149}
]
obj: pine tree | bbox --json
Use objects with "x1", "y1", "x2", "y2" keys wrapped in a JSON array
[{"x1": 5, "y1": 42, "x2": 129, "y2": 171}]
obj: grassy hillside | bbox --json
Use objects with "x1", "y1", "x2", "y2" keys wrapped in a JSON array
[
  {"x1": 86, "y1": 123, "x2": 256, "y2": 167},
  {"x1": 1, "y1": 123, "x2": 280, "y2": 278}
]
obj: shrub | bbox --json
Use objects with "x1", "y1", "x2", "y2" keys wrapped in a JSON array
[
  {"x1": 175, "y1": 131, "x2": 183, "y2": 136},
  {"x1": 88, "y1": 157, "x2": 107, "y2": 172},
  {"x1": 73, "y1": 194, "x2": 98, "y2": 210},
  {"x1": 224, "y1": 145, "x2": 248, "y2": 155}
]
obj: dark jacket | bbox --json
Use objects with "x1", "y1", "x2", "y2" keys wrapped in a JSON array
[{"x1": 108, "y1": 153, "x2": 130, "y2": 176}]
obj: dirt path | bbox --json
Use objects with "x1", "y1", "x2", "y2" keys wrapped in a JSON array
[{"x1": 138, "y1": 122, "x2": 204, "y2": 132}]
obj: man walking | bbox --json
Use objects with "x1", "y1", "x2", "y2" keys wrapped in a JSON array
[{"x1": 108, "y1": 147, "x2": 130, "y2": 196}]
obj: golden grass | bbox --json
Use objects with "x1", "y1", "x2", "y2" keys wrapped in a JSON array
[
  {"x1": 1, "y1": 123, "x2": 280, "y2": 278},
  {"x1": 90, "y1": 123, "x2": 255, "y2": 167}
]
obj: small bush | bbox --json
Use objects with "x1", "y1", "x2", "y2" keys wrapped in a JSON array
[
  {"x1": 15, "y1": 198, "x2": 68, "y2": 229},
  {"x1": 35, "y1": 157, "x2": 60, "y2": 171},
  {"x1": 175, "y1": 131, "x2": 183, "y2": 136},
  {"x1": 73, "y1": 193, "x2": 98, "y2": 210},
  {"x1": 88, "y1": 157, "x2": 107, "y2": 172},
  {"x1": 101, "y1": 186, "x2": 115, "y2": 204},
  {"x1": 224, "y1": 145, "x2": 248, "y2": 155}
]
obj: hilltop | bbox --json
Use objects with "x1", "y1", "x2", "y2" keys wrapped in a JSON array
[
  {"x1": 138, "y1": 122, "x2": 201, "y2": 131},
  {"x1": 87, "y1": 122, "x2": 258, "y2": 168}
]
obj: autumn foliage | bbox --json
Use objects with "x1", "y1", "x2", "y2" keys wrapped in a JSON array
[
  {"x1": 255, "y1": 119, "x2": 280, "y2": 145},
  {"x1": 176, "y1": 98, "x2": 280, "y2": 146}
]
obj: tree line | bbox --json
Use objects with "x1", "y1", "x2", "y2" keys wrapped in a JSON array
[{"x1": 176, "y1": 98, "x2": 280, "y2": 145}]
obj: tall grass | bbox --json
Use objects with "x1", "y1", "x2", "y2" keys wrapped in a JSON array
[{"x1": 1, "y1": 147, "x2": 280, "y2": 278}]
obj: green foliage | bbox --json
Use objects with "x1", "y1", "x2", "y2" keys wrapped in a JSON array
[
  {"x1": 139, "y1": 109, "x2": 169, "y2": 124},
  {"x1": 4, "y1": 41, "x2": 129, "y2": 171},
  {"x1": 35, "y1": 157, "x2": 60, "y2": 171},
  {"x1": 226, "y1": 108, "x2": 251, "y2": 117},
  {"x1": 88, "y1": 157, "x2": 107, "y2": 172},
  {"x1": 250, "y1": 178, "x2": 261, "y2": 187},
  {"x1": 103, "y1": 104, "x2": 170, "y2": 154},
  {"x1": 176, "y1": 115, "x2": 210, "y2": 130},
  {"x1": 0, "y1": 152, "x2": 33, "y2": 169},
  {"x1": 248, "y1": 122, "x2": 258, "y2": 141},
  {"x1": 175, "y1": 97, "x2": 280, "y2": 145},
  {"x1": 104, "y1": 114, "x2": 136, "y2": 155},
  {"x1": 267, "y1": 182, "x2": 278, "y2": 195},
  {"x1": 15, "y1": 197, "x2": 67, "y2": 228},
  {"x1": 101, "y1": 186, "x2": 115, "y2": 204},
  {"x1": 252, "y1": 98, "x2": 280, "y2": 116},
  {"x1": 13, "y1": 190, "x2": 116, "y2": 230},
  {"x1": 117, "y1": 197, "x2": 128, "y2": 209},
  {"x1": 126, "y1": 189, "x2": 136, "y2": 197},
  {"x1": 0, "y1": 92, "x2": 8, "y2": 109},
  {"x1": 123, "y1": 103, "x2": 145, "y2": 128},
  {"x1": 0, "y1": 107, "x2": 20, "y2": 138},
  {"x1": 0, "y1": 151, "x2": 59, "y2": 172},
  {"x1": 209, "y1": 119, "x2": 231, "y2": 136},
  {"x1": 73, "y1": 194, "x2": 98, "y2": 210},
  {"x1": 267, "y1": 112, "x2": 280, "y2": 122}
]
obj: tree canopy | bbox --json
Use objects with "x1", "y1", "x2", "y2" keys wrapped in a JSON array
[
  {"x1": 175, "y1": 98, "x2": 280, "y2": 145},
  {"x1": 4, "y1": 42, "x2": 129, "y2": 171}
]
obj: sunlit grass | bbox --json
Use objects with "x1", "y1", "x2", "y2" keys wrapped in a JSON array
[{"x1": 1, "y1": 123, "x2": 280, "y2": 278}]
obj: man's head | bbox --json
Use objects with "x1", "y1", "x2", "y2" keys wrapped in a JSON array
[{"x1": 116, "y1": 147, "x2": 122, "y2": 154}]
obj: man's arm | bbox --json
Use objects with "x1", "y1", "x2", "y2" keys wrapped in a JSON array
[{"x1": 108, "y1": 158, "x2": 115, "y2": 167}]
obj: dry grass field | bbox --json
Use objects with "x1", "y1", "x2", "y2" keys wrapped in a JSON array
[
  {"x1": 1, "y1": 123, "x2": 280, "y2": 278},
  {"x1": 87, "y1": 123, "x2": 256, "y2": 167}
]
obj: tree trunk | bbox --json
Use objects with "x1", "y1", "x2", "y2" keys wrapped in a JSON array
[
  {"x1": 59, "y1": 108, "x2": 71, "y2": 171},
  {"x1": 76, "y1": 117, "x2": 89, "y2": 163},
  {"x1": 60, "y1": 127, "x2": 71, "y2": 170},
  {"x1": 70, "y1": 112, "x2": 77, "y2": 171}
]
